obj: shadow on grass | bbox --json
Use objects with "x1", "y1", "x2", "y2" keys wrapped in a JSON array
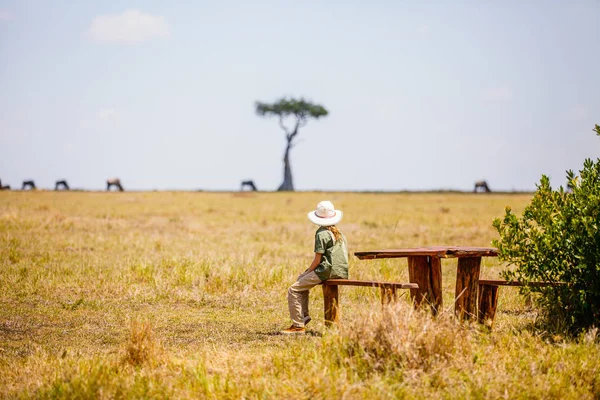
[
  {"x1": 499, "y1": 308, "x2": 538, "y2": 316},
  {"x1": 262, "y1": 329, "x2": 324, "y2": 337}
]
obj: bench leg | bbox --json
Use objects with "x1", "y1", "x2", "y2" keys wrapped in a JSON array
[
  {"x1": 323, "y1": 285, "x2": 339, "y2": 327},
  {"x1": 455, "y1": 257, "x2": 481, "y2": 321},
  {"x1": 478, "y1": 284, "x2": 499, "y2": 328},
  {"x1": 380, "y1": 287, "x2": 397, "y2": 305}
]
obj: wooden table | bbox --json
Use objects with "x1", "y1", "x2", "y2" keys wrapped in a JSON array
[{"x1": 354, "y1": 246, "x2": 498, "y2": 320}]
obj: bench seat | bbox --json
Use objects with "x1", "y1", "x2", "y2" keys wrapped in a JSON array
[
  {"x1": 321, "y1": 279, "x2": 418, "y2": 325},
  {"x1": 478, "y1": 280, "x2": 566, "y2": 327},
  {"x1": 323, "y1": 279, "x2": 417, "y2": 289},
  {"x1": 478, "y1": 279, "x2": 564, "y2": 287}
]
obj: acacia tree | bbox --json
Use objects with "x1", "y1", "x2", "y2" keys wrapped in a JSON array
[{"x1": 255, "y1": 97, "x2": 328, "y2": 191}]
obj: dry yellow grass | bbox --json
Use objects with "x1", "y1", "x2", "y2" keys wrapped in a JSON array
[{"x1": 1, "y1": 191, "x2": 598, "y2": 399}]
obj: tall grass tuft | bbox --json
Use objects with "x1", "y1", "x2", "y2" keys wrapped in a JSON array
[
  {"x1": 122, "y1": 320, "x2": 163, "y2": 367},
  {"x1": 335, "y1": 302, "x2": 475, "y2": 373}
]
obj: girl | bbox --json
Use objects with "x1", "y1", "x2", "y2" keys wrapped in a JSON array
[{"x1": 282, "y1": 201, "x2": 349, "y2": 334}]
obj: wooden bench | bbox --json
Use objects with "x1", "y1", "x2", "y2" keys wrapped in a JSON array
[
  {"x1": 478, "y1": 280, "x2": 566, "y2": 327},
  {"x1": 322, "y1": 279, "x2": 418, "y2": 326}
]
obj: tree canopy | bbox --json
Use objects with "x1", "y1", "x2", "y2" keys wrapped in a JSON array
[{"x1": 255, "y1": 98, "x2": 328, "y2": 121}]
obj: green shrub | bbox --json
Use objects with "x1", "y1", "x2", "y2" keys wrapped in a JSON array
[{"x1": 492, "y1": 125, "x2": 600, "y2": 331}]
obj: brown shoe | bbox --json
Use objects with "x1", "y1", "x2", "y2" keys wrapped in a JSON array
[{"x1": 281, "y1": 325, "x2": 306, "y2": 334}]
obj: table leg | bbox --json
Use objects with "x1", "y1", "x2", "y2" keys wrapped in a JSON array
[
  {"x1": 455, "y1": 257, "x2": 481, "y2": 320},
  {"x1": 430, "y1": 256, "x2": 443, "y2": 315},
  {"x1": 408, "y1": 256, "x2": 443, "y2": 315}
]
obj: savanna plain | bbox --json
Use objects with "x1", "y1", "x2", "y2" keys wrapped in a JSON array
[{"x1": 1, "y1": 191, "x2": 599, "y2": 399}]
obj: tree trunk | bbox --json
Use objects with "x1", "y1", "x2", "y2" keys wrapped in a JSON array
[{"x1": 277, "y1": 141, "x2": 294, "y2": 191}]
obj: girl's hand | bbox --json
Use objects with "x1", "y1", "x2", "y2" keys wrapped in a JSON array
[{"x1": 298, "y1": 253, "x2": 322, "y2": 279}]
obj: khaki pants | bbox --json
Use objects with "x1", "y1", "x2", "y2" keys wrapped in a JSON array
[{"x1": 287, "y1": 271, "x2": 322, "y2": 327}]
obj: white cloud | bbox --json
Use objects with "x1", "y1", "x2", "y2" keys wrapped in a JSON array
[
  {"x1": 0, "y1": 10, "x2": 15, "y2": 21},
  {"x1": 563, "y1": 104, "x2": 588, "y2": 121},
  {"x1": 97, "y1": 108, "x2": 115, "y2": 119},
  {"x1": 483, "y1": 86, "x2": 514, "y2": 102},
  {"x1": 88, "y1": 9, "x2": 169, "y2": 44}
]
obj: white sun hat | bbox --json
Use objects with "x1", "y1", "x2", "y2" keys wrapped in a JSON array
[{"x1": 307, "y1": 200, "x2": 343, "y2": 226}]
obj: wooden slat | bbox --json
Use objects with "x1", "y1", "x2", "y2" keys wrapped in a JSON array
[
  {"x1": 445, "y1": 247, "x2": 498, "y2": 258},
  {"x1": 354, "y1": 246, "x2": 498, "y2": 260},
  {"x1": 355, "y1": 247, "x2": 448, "y2": 259},
  {"x1": 322, "y1": 279, "x2": 418, "y2": 290},
  {"x1": 478, "y1": 280, "x2": 565, "y2": 287}
]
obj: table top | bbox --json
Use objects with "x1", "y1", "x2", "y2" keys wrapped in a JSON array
[{"x1": 354, "y1": 246, "x2": 498, "y2": 260}]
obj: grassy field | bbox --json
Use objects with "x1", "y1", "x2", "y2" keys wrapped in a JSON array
[{"x1": 1, "y1": 191, "x2": 599, "y2": 399}]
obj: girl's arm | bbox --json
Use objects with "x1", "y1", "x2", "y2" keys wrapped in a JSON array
[{"x1": 304, "y1": 253, "x2": 322, "y2": 274}]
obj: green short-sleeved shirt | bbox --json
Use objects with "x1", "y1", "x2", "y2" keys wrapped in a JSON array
[{"x1": 313, "y1": 227, "x2": 349, "y2": 281}]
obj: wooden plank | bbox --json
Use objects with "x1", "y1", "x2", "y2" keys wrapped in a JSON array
[
  {"x1": 455, "y1": 257, "x2": 481, "y2": 321},
  {"x1": 478, "y1": 284, "x2": 499, "y2": 328},
  {"x1": 356, "y1": 247, "x2": 449, "y2": 259},
  {"x1": 445, "y1": 247, "x2": 498, "y2": 258},
  {"x1": 408, "y1": 256, "x2": 431, "y2": 309},
  {"x1": 322, "y1": 284, "x2": 339, "y2": 327},
  {"x1": 478, "y1": 280, "x2": 565, "y2": 287},
  {"x1": 322, "y1": 279, "x2": 417, "y2": 289},
  {"x1": 355, "y1": 246, "x2": 498, "y2": 260}
]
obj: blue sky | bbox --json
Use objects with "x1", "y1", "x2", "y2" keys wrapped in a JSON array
[{"x1": 1, "y1": 1, "x2": 598, "y2": 191}]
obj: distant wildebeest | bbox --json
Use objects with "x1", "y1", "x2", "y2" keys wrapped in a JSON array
[
  {"x1": 241, "y1": 180, "x2": 258, "y2": 191},
  {"x1": 22, "y1": 180, "x2": 36, "y2": 190},
  {"x1": 473, "y1": 180, "x2": 491, "y2": 193},
  {"x1": 106, "y1": 178, "x2": 124, "y2": 192},
  {"x1": 55, "y1": 180, "x2": 70, "y2": 191},
  {"x1": 0, "y1": 179, "x2": 10, "y2": 190}
]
